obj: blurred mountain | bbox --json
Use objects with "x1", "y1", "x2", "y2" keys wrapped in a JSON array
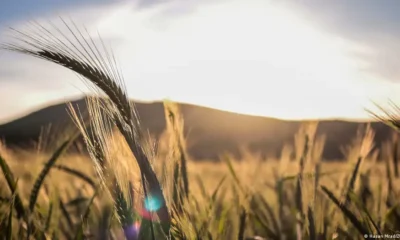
[{"x1": 0, "y1": 97, "x2": 395, "y2": 161}]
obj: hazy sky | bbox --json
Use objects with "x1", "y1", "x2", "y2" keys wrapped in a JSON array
[{"x1": 1, "y1": 0, "x2": 400, "y2": 122}]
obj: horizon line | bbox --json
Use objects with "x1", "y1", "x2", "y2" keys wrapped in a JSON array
[{"x1": 0, "y1": 94, "x2": 382, "y2": 125}]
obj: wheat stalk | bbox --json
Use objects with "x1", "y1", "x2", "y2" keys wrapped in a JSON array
[{"x1": 1, "y1": 18, "x2": 170, "y2": 236}]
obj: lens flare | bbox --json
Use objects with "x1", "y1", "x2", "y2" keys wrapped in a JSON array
[
  {"x1": 123, "y1": 221, "x2": 141, "y2": 240},
  {"x1": 144, "y1": 196, "x2": 162, "y2": 212}
]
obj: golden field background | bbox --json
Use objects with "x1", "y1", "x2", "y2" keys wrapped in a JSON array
[{"x1": 1, "y1": 113, "x2": 400, "y2": 239}]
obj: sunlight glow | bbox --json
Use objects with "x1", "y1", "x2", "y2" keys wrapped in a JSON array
[
  {"x1": 92, "y1": 0, "x2": 384, "y2": 120},
  {"x1": 1, "y1": 0, "x2": 399, "y2": 121}
]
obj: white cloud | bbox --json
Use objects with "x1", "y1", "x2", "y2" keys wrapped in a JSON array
[{"x1": 0, "y1": 0, "x2": 399, "y2": 122}]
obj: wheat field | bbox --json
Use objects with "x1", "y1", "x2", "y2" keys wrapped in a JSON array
[
  {"x1": 1, "y1": 108, "x2": 400, "y2": 239},
  {"x1": 0, "y1": 20, "x2": 400, "y2": 240}
]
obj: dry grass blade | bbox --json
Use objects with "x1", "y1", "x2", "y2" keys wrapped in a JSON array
[
  {"x1": 0, "y1": 153, "x2": 26, "y2": 219},
  {"x1": 74, "y1": 189, "x2": 98, "y2": 240},
  {"x1": 307, "y1": 206, "x2": 316, "y2": 240},
  {"x1": 43, "y1": 202, "x2": 54, "y2": 239},
  {"x1": 29, "y1": 133, "x2": 78, "y2": 212},
  {"x1": 59, "y1": 199, "x2": 74, "y2": 231},
  {"x1": 321, "y1": 185, "x2": 370, "y2": 236},
  {"x1": 348, "y1": 192, "x2": 382, "y2": 235},
  {"x1": 211, "y1": 175, "x2": 227, "y2": 203},
  {"x1": 52, "y1": 164, "x2": 96, "y2": 189},
  {"x1": 344, "y1": 156, "x2": 362, "y2": 206},
  {"x1": 195, "y1": 175, "x2": 208, "y2": 200},
  {"x1": 238, "y1": 207, "x2": 247, "y2": 240},
  {"x1": 251, "y1": 212, "x2": 279, "y2": 240},
  {"x1": 391, "y1": 133, "x2": 399, "y2": 178},
  {"x1": 223, "y1": 155, "x2": 244, "y2": 193},
  {"x1": 6, "y1": 197, "x2": 13, "y2": 240},
  {"x1": 261, "y1": 197, "x2": 280, "y2": 237},
  {"x1": 98, "y1": 204, "x2": 113, "y2": 240}
]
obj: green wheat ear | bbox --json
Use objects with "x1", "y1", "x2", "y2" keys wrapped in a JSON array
[
  {"x1": 0, "y1": 153, "x2": 26, "y2": 220},
  {"x1": 29, "y1": 133, "x2": 79, "y2": 213}
]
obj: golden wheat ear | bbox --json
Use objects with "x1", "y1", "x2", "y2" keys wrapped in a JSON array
[{"x1": 1, "y1": 19, "x2": 171, "y2": 228}]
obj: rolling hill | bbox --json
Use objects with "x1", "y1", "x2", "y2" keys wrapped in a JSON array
[{"x1": 0, "y1": 97, "x2": 395, "y2": 161}]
